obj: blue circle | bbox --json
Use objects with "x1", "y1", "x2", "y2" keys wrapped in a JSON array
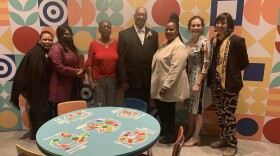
[
  {"x1": 96, "y1": 0, "x2": 109, "y2": 12},
  {"x1": 5, "y1": 95, "x2": 11, "y2": 106},
  {"x1": 43, "y1": 2, "x2": 64, "y2": 22},
  {"x1": 0, "y1": 83, "x2": 3, "y2": 94},
  {"x1": 110, "y1": 13, "x2": 123, "y2": 26},
  {"x1": 0, "y1": 96, "x2": 5, "y2": 107},
  {"x1": 51, "y1": 9, "x2": 56, "y2": 15},
  {"x1": 0, "y1": 57, "x2": 12, "y2": 79},
  {"x1": 4, "y1": 82, "x2": 12, "y2": 94},
  {"x1": 237, "y1": 118, "x2": 258, "y2": 136},
  {"x1": 96, "y1": 13, "x2": 110, "y2": 24},
  {"x1": 110, "y1": 0, "x2": 123, "y2": 12}
]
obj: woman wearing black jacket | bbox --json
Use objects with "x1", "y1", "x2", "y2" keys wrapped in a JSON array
[{"x1": 208, "y1": 12, "x2": 249, "y2": 156}]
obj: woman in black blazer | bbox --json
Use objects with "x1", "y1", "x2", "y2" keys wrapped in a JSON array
[{"x1": 208, "y1": 12, "x2": 249, "y2": 156}]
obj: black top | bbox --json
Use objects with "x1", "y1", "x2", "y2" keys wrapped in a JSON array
[{"x1": 10, "y1": 43, "x2": 51, "y2": 111}]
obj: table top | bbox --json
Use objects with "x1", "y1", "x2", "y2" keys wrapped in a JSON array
[{"x1": 36, "y1": 107, "x2": 160, "y2": 156}]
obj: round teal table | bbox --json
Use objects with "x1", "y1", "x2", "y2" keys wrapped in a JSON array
[{"x1": 36, "y1": 107, "x2": 160, "y2": 156}]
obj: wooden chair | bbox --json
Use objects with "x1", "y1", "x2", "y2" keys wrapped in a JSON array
[
  {"x1": 16, "y1": 144, "x2": 44, "y2": 156},
  {"x1": 123, "y1": 98, "x2": 148, "y2": 112},
  {"x1": 57, "y1": 100, "x2": 87, "y2": 115},
  {"x1": 139, "y1": 126, "x2": 184, "y2": 156},
  {"x1": 172, "y1": 126, "x2": 185, "y2": 156}
]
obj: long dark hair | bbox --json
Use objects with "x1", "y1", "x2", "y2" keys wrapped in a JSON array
[
  {"x1": 56, "y1": 25, "x2": 78, "y2": 52},
  {"x1": 167, "y1": 13, "x2": 183, "y2": 42}
]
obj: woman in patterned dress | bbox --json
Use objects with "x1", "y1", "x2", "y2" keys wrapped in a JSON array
[{"x1": 184, "y1": 16, "x2": 212, "y2": 147}]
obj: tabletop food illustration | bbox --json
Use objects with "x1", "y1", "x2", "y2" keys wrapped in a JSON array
[{"x1": 37, "y1": 107, "x2": 160, "y2": 156}]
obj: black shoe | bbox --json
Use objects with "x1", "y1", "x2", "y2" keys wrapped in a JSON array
[
  {"x1": 30, "y1": 134, "x2": 36, "y2": 140},
  {"x1": 159, "y1": 136, "x2": 176, "y2": 144},
  {"x1": 19, "y1": 131, "x2": 31, "y2": 139}
]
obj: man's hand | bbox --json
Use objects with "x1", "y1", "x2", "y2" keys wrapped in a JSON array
[{"x1": 122, "y1": 82, "x2": 129, "y2": 90}]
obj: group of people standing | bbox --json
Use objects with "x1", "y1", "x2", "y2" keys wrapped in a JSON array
[
  {"x1": 11, "y1": 26, "x2": 84, "y2": 140},
  {"x1": 10, "y1": 6, "x2": 248, "y2": 156}
]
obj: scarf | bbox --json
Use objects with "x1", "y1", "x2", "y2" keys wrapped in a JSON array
[{"x1": 212, "y1": 32, "x2": 232, "y2": 89}]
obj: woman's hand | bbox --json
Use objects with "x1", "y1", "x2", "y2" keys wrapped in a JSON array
[
  {"x1": 89, "y1": 81, "x2": 96, "y2": 91},
  {"x1": 192, "y1": 83, "x2": 200, "y2": 94},
  {"x1": 159, "y1": 87, "x2": 167, "y2": 97},
  {"x1": 76, "y1": 69, "x2": 84, "y2": 77}
]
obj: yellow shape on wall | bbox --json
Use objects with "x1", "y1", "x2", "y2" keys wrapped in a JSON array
[
  {"x1": 127, "y1": 0, "x2": 148, "y2": 9},
  {"x1": 197, "y1": 11, "x2": 210, "y2": 25},
  {"x1": 239, "y1": 87, "x2": 251, "y2": 100},
  {"x1": 197, "y1": 0, "x2": 211, "y2": 10},
  {"x1": 0, "y1": 28, "x2": 14, "y2": 52},
  {"x1": 251, "y1": 87, "x2": 268, "y2": 101},
  {"x1": 259, "y1": 27, "x2": 276, "y2": 56},
  {"x1": 73, "y1": 31, "x2": 93, "y2": 51},
  {"x1": 250, "y1": 101, "x2": 266, "y2": 115},
  {"x1": 268, "y1": 93, "x2": 280, "y2": 101},
  {"x1": 236, "y1": 100, "x2": 249, "y2": 114},
  {"x1": 181, "y1": 0, "x2": 195, "y2": 11},
  {"x1": 180, "y1": 12, "x2": 194, "y2": 26},
  {"x1": 0, "y1": 111, "x2": 18, "y2": 128},
  {"x1": 241, "y1": 28, "x2": 256, "y2": 49}
]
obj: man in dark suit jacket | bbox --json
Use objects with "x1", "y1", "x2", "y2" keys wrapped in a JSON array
[{"x1": 118, "y1": 7, "x2": 158, "y2": 110}]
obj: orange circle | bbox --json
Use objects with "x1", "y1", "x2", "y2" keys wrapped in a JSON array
[
  {"x1": 237, "y1": 100, "x2": 249, "y2": 114},
  {"x1": 0, "y1": 111, "x2": 18, "y2": 128},
  {"x1": 251, "y1": 87, "x2": 268, "y2": 101},
  {"x1": 240, "y1": 87, "x2": 251, "y2": 100},
  {"x1": 250, "y1": 101, "x2": 266, "y2": 115},
  {"x1": 196, "y1": 0, "x2": 211, "y2": 10}
]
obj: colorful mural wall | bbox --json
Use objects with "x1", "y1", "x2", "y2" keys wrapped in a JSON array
[{"x1": 0, "y1": 0, "x2": 280, "y2": 144}]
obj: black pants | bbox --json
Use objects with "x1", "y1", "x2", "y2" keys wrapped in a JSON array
[
  {"x1": 29, "y1": 108, "x2": 48, "y2": 139},
  {"x1": 124, "y1": 87, "x2": 151, "y2": 110},
  {"x1": 154, "y1": 99, "x2": 176, "y2": 137},
  {"x1": 48, "y1": 102, "x2": 59, "y2": 119}
]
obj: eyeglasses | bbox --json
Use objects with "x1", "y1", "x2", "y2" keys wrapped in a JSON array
[
  {"x1": 100, "y1": 26, "x2": 112, "y2": 30},
  {"x1": 135, "y1": 13, "x2": 147, "y2": 18}
]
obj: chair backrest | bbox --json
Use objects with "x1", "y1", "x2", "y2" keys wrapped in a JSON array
[
  {"x1": 172, "y1": 126, "x2": 184, "y2": 156},
  {"x1": 123, "y1": 98, "x2": 147, "y2": 112},
  {"x1": 16, "y1": 144, "x2": 44, "y2": 156},
  {"x1": 57, "y1": 100, "x2": 87, "y2": 115}
]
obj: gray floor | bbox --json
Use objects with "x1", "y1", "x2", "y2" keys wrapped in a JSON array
[{"x1": 1, "y1": 131, "x2": 279, "y2": 156}]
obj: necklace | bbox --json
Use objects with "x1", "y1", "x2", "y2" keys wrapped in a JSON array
[{"x1": 100, "y1": 38, "x2": 111, "y2": 48}]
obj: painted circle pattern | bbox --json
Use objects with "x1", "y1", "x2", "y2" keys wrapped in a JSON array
[
  {"x1": 0, "y1": 55, "x2": 16, "y2": 82},
  {"x1": 39, "y1": 0, "x2": 68, "y2": 26},
  {"x1": 12, "y1": 27, "x2": 39, "y2": 53},
  {"x1": 237, "y1": 118, "x2": 258, "y2": 136}
]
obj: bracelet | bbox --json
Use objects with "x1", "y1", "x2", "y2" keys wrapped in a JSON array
[{"x1": 195, "y1": 82, "x2": 201, "y2": 86}]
